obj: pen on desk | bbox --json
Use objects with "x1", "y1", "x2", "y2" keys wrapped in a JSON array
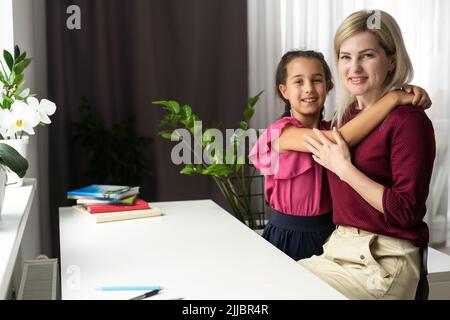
[
  {"x1": 129, "y1": 289, "x2": 161, "y2": 300},
  {"x1": 97, "y1": 286, "x2": 162, "y2": 291}
]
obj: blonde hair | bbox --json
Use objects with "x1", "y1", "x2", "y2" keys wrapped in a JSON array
[{"x1": 332, "y1": 10, "x2": 414, "y2": 127}]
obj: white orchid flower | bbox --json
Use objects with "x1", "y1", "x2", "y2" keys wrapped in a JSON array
[
  {"x1": 27, "y1": 97, "x2": 56, "y2": 124},
  {"x1": 26, "y1": 96, "x2": 40, "y2": 109},
  {"x1": 26, "y1": 97, "x2": 42, "y2": 122},
  {"x1": 39, "y1": 98, "x2": 57, "y2": 122},
  {"x1": 8, "y1": 100, "x2": 40, "y2": 135},
  {"x1": 0, "y1": 108, "x2": 13, "y2": 137}
]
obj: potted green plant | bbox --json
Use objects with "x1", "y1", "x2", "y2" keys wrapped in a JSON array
[
  {"x1": 0, "y1": 45, "x2": 57, "y2": 186},
  {"x1": 153, "y1": 91, "x2": 264, "y2": 229},
  {"x1": 0, "y1": 143, "x2": 29, "y2": 214}
]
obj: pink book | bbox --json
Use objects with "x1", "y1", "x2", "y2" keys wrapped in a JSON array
[{"x1": 85, "y1": 198, "x2": 149, "y2": 214}]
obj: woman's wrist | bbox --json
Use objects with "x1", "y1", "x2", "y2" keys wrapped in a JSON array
[
  {"x1": 385, "y1": 91, "x2": 400, "y2": 108},
  {"x1": 338, "y1": 161, "x2": 356, "y2": 182}
]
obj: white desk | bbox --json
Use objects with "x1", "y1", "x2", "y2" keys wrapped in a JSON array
[
  {"x1": 59, "y1": 199, "x2": 346, "y2": 300},
  {"x1": 0, "y1": 179, "x2": 36, "y2": 299}
]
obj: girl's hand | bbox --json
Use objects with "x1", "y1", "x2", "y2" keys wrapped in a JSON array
[
  {"x1": 303, "y1": 127, "x2": 352, "y2": 178},
  {"x1": 388, "y1": 90, "x2": 413, "y2": 106},
  {"x1": 401, "y1": 84, "x2": 432, "y2": 109}
]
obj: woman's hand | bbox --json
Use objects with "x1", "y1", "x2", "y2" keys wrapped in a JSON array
[
  {"x1": 303, "y1": 127, "x2": 352, "y2": 178},
  {"x1": 395, "y1": 84, "x2": 432, "y2": 109}
]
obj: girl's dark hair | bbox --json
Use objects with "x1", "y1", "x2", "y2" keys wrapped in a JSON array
[{"x1": 276, "y1": 50, "x2": 334, "y2": 118}]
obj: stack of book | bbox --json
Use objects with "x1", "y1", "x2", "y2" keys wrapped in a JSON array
[{"x1": 67, "y1": 184, "x2": 161, "y2": 223}]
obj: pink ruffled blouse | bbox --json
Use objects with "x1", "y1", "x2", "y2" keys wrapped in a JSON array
[{"x1": 249, "y1": 117, "x2": 332, "y2": 216}]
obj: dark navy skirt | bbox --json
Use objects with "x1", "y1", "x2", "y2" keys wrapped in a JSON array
[{"x1": 262, "y1": 208, "x2": 335, "y2": 261}]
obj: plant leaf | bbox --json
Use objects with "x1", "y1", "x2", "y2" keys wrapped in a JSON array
[
  {"x1": 0, "y1": 143, "x2": 29, "y2": 177},
  {"x1": 152, "y1": 100, "x2": 169, "y2": 106},
  {"x1": 158, "y1": 130, "x2": 174, "y2": 140},
  {"x1": 14, "y1": 45, "x2": 20, "y2": 59},
  {"x1": 247, "y1": 90, "x2": 263, "y2": 108},
  {"x1": 8, "y1": 71, "x2": 16, "y2": 85},
  {"x1": 243, "y1": 107, "x2": 255, "y2": 123},
  {"x1": 170, "y1": 114, "x2": 181, "y2": 128},
  {"x1": 13, "y1": 58, "x2": 31, "y2": 75},
  {"x1": 239, "y1": 121, "x2": 248, "y2": 130},
  {"x1": 13, "y1": 73, "x2": 24, "y2": 87},
  {"x1": 17, "y1": 51, "x2": 26, "y2": 63},
  {"x1": 152, "y1": 100, "x2": 180, "y2": 114},
  {"x1": 168, "y1": 100, "x2": 180, "y2": 114},
  {"x1": 159, "y1": 114, "x2": 173, "y2": 127},
  {"x1": 2, "y1": 94, "x2": 13, "y2": 104},
  {"x1": 180, "y1": 164, "x2": 196, "y2": 175},
  {"x1": 3, "y1": 50, "x2": 14, "y2": 71},
  {"x1": 3, "y1": 100, "x2": 11, "y2": 109},
  {"x1": 182, "y1": 105, "x2": 192, "y2": 118},
  {"x1": 152, "y1": 100, "x2": 173, "y2": 112},
  {"x1": 202, "y1": 164, "x2": 232, "y2": 177},
  {"x1": 19, "y1": 88, "x2": 30, "y2": 98},
  {"x1": 195, "y1": 164, "x2": 204, "y2": 174}
]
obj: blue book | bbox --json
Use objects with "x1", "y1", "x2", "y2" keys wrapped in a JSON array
[
  {"x1": 67, "y1": 184, "x2": 140, "y2": 200},
  {"x1": 75, "y1": 195, "x2": 138, "y2": 205}
]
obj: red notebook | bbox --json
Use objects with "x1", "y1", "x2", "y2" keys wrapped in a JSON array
[{"x1": 84, "y1": 198, "x2": 150, "y2": 213}]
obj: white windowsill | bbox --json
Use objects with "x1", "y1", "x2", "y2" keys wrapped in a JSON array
[{"x1": 0, "y1": 179, "x2": 36, "y2": 299}]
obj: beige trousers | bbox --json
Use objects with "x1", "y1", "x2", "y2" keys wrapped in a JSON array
[{"x1": 299, "y1": 225, "x2": 421, "y2": 300}]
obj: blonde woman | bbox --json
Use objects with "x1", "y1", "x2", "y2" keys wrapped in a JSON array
[{"x1": 300, "y1": 10, "x2": 435, "y2": 300}]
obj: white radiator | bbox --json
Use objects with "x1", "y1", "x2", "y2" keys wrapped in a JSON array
[{"x1": 17, "y1": 256, "x2": 58, "y2": 300}]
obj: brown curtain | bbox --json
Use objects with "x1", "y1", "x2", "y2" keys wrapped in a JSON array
[{"x1": 46, "y1": 0, "x2": 248, "y2": 256}]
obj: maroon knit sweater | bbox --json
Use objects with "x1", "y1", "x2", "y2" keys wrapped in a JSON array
[{"x1": 328, "y1": 105, "x2": 436, "y2": 247}]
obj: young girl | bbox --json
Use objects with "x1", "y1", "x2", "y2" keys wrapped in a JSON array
[{"x1": 249, "y1": 50, "x2": 430, "y2": 261}]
